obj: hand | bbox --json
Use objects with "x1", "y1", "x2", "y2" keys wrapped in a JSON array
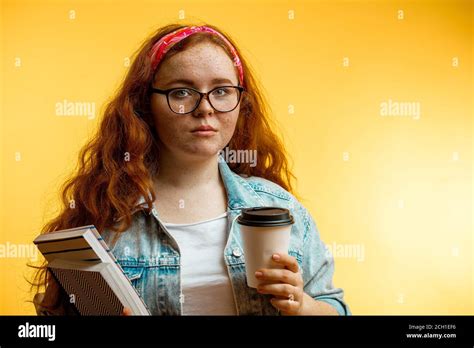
[
  {"x1": 255, "y1": 253, "x2": 305, "y2": 315},
  {"x1": 121, "y1": 307, "x2": 132, "y2": 316}
]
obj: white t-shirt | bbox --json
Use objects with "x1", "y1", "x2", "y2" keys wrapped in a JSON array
[{"x1": 163, "y1": 212, "x2": 237, "y2": 315}]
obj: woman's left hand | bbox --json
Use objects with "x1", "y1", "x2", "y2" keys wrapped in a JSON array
[{"x1": 255, "y1": 253, "x2": 305, "y2": 315}]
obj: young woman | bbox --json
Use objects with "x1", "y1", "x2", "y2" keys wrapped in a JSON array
[{"x1": 31, "y1": 23, "x2": 351, "y2": 316}]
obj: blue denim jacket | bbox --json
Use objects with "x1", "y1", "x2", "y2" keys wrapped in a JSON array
[{"x1": 99, "y1": 156, "x2": 351, "y2": 316}]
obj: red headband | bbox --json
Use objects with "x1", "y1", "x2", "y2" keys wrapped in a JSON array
[{"x1": 149, "y1": 25, "x2": 244, "y2": 86}]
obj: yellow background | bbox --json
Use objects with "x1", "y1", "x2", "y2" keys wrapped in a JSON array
[{"x1": 0, "y1": 0, "x2": 472, "y2": 314}]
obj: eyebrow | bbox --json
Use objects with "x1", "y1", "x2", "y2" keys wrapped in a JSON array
[{"x1": 161, "y1": 78, "x2": 235, "y2": 87}]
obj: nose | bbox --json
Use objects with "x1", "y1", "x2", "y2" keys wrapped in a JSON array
[{"x1": 192, "y1": 94, "x2": 214, "y2": 118}]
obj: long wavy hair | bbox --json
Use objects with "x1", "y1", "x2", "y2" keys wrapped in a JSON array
[{"x1": 28, "y1": 22, "x2": 296, "y2": 313}]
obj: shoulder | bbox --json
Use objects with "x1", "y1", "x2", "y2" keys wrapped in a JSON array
[
  {"x1": 240, "y1": 175, "x2": 321, "y2": 262},
  {"x1": 240, "y1": 174, "x2": 315, "y2": 239},
  {"x1": 243, "y1": 175, "x2": 294, "y2": 201},
  {"x1": 239, "y1": 174, "x2": 309, "y2": 220}
]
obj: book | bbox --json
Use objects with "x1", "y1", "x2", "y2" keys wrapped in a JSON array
[{"x1": 33, "y1": 225, "x2": 151, "y2": 315}]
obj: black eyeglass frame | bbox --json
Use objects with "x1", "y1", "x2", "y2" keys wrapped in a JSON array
[{"x1": 150, "y1": 85, "x2": 245, "y2": 114}]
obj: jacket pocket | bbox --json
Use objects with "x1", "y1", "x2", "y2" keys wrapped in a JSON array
[{"x1": 120, "y1": 264, "x2": 145, "y2": 297}]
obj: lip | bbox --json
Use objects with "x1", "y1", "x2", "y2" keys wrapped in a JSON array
[
  {"x1": 191, "y1": 125, "x2": 217, "y2": 132},
  {"x1": 191, "y1": 130, "x2": 217, "y2": 137}
]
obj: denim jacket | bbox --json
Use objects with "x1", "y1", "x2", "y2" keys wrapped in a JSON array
[
  {"x1": 98, "y1": 157, "x2": 350, "y2": 315},
  {"x1": 37, "y1": 156, "x2": 351, "y2": 316}
]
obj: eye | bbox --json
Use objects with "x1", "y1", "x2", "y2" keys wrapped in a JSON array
[
  {"x1": 212, "y1": 87, "x2": 231, "y2": 97},
  {"x1": 170, "y1": 89, "x2": 192, "y2": 98}
]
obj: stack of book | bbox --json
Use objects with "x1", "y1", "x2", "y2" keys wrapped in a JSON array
[{"x1": 33, "y1": 225, "x2": 150, "y2": 315}]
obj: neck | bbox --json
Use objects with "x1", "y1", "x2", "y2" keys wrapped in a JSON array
[{"x1": 154, "y1": 150, "x2": 221, "y2": 190}]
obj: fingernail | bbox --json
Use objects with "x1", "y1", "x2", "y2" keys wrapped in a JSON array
[
  {"x1": 255, "y1": 271, "x2": 263, "y2": 278},
  {"x1": 272, "y1": 254, "x2": 280, "y2": 260}
]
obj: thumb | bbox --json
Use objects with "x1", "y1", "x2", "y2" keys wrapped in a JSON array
[{"x1": 121, "y1": 307, "x2": 132, "y2": 316}]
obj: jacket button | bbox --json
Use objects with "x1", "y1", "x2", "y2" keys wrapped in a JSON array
[{"x1": 232, "y1": 248, "x2": 242, "y2": 257}]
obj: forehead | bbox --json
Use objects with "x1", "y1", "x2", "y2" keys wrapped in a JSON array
[{"x1": 154, "y1": 42, "x2": 238, "y2": 85}]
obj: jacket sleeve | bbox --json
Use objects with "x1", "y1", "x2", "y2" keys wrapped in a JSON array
[{"x1": 298, "y1": 204, "x2": 351, "y2": 316}]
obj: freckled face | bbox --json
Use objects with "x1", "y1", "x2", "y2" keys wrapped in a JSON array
[{"x1": 150, "y1": 42, "x2": 241, "y2": 160}]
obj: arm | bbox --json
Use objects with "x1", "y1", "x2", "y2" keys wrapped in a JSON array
[
  {"x1": 299, "y1": 293, "x2": 339, "y2": 315},
  {"x1": 299, "y1": 204, "x2": 351, "y2": 316}
]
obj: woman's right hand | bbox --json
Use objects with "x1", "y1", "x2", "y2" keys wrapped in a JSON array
[{"x1": 121, "y1": 307, "x2": 132, "y2": 316}]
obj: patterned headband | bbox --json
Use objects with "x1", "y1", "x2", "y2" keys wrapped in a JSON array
[{"x1": 149, "y1": 25, "x2": 244, "y2": 86}]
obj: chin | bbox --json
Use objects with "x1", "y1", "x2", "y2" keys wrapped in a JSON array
[{"x1": 183, "y1": 145, "x2": 223, "y2": 159}]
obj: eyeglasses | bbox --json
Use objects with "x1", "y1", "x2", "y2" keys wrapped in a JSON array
[{"x1": 150, "y1": 85, "x2": 245, "y2": 114}]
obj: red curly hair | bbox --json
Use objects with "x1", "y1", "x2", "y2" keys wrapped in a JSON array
[{"x1": 28, "y1": 22, "x2": 296, "y2": 313}]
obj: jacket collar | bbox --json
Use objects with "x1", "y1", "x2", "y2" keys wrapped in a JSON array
[{"x1": 217, "y1": 155, "x2": 265, "y2": 210}]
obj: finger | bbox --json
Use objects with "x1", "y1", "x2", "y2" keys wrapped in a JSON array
[
  {"x1": 271, "y1": 253, "x2": 299, "y2": 273},
  {"x1": 257, "y1": 283, "x2": 300, "y2": 299},
  {"x1": 255, "y1": 268, "x2": 300, "y2": 286},
  {"x1": 122, "y1": 307, "x2": 132, "y2": 316},
  {"x1": 270, "y1": 296, "x2": 300, "y2": 314}
]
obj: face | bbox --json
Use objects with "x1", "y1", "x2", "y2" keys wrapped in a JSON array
[{"x1": 151, "y1": 42, "x2": 241, "y2": 162}]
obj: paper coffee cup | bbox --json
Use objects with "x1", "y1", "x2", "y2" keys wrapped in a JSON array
[{"x1": 237, "y1": 207, "x2": 294, "y2": 288}]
